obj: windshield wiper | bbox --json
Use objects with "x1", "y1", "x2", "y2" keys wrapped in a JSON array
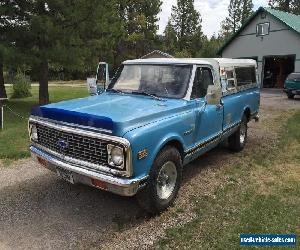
[
  {"x1": 131, "y1": 91, "x2": 163, "y2": 101},
  {"x1": 106, "y1": 88, "x2": 124, "y2": 94}
]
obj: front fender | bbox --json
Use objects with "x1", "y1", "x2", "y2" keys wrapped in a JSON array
[{"x1": 123, "y1": 110, "x2": 194, "y2": 177}]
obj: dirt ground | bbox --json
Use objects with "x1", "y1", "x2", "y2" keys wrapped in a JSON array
[{"x1": 0, "y1": 90, "x2": 299, "y2": 250}]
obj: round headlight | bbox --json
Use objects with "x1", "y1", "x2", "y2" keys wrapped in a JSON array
[
  {"x1": 30, "y1": 125, "x2": 38, "y2": 141},
  {"x1": 107, "y1": 145, "x2": 124, "y2": 168},
  {"x1": 111, "y1": 147, "x2": 124, "y2": 166}
]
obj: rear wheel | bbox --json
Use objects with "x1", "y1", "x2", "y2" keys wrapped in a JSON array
[
  {"x1": 137, "y1": 146, "x2": 182, "y2": 214},
  {"x1": 228, "y1": 115, "x2": 248, "y2": 152},
  {"x1": 287, "y1": 93, "x2": 295, "y2": 99}
]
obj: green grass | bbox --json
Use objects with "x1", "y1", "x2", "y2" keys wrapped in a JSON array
[
  {"x1": 0, "y1": 85, "x2": 88, "y2": 160},
  {"x1": 154, "y1": 112, "x2": 300, "y2": 250}
]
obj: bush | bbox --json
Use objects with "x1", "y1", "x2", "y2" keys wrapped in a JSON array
[{"x1": 11, "y1": 72, "x2": 32, "y2": 99}]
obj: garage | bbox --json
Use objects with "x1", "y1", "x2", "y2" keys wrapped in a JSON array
[
  {"x1": 218, "y1": 7, "x2": 300, "y2": 89},
  {"x1": 263, "y1": 55, "x2": 295, "y2": 88}
]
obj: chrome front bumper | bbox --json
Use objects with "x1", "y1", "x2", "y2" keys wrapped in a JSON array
[{"x1": 30, "y1": 146, "x2": 147, "y2": 196}]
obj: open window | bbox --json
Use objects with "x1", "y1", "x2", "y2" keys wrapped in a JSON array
[
  {"x1": 256, "y1": 22, "x2": 269, "y2": 36},
  {"x1": 226, "y1": 69, "x2": 236, "y2": 90},
  {"x1": 191, "y1": 67, "x2": 214, "y2": 99}
]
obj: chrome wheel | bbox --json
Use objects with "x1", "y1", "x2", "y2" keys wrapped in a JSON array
[
  {"x1": 240, "y1": 122, "x2": 247, "y2": 145},
  {"x1": 156, "y1": 161, "x2": 177, "y2": 200}
]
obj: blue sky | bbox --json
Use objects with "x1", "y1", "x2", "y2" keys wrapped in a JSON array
[{"x1": 158, "y1": 0, "x2": 268, "y2": 37}]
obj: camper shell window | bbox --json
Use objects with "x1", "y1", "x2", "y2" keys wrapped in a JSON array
[{"x1": 235, "y1": 67, "x2": 257, "y2": 86}]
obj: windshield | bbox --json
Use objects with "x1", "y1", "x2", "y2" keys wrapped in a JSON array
[
  {"x1": 287, "y1": 73, "x2": 300, "y2": 81},
  {"x1": 108, "y1": 64, "x2": 192, "y2": 99}
]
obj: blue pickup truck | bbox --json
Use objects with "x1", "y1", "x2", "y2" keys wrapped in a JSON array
[{"x1": 29, "y1": 58, "x2": 260, "y2": 213}]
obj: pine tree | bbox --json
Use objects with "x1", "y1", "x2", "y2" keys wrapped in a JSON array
[
  {"x1": 269, "y1": 0, "x2": 292, "y2": 12},
  {"x1": 293, "y1": 0, "x2": 300, "y2": 14},
  {"x1": 269, "y1": 0, "x2": 300, "y2": 14},
  {"x1": 170, "y1": 0, "x2": 204, "y2": 57},
  {"x1": 163, "y1": 20, "x2": 178, "y2": 55},
  {"x1": 241, "y1": 0, "x2": 254, "y2": 24},
  {"x1": 117, "y1": 0, "x2": 162, "y2": 59},
  {"x1": 219, "y1": 0, "x2": 253, "y2": 39},
  {"x1": 1, "y1": 0, "x2": 120, "y2": 104}
]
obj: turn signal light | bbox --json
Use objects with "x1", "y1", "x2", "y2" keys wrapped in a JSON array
[{"x1": 91, "y1": 179, "x2": 108, "y2": 190}]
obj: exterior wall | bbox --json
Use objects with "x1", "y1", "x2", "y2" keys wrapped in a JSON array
[{"x1": 221, "y1": 12, "x2": 300, "y2": 84}]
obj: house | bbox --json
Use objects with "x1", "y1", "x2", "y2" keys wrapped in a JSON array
[
  {"x1": 141, "y1": 50, "x2": 174, "y2": 59},
  {"x1": 218, "y1": 7, "x2": 300, "y2": 88}
]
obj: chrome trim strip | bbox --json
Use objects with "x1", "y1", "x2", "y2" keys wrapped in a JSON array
[
  {"x1": 30, "y1": 115, "x2": 113, "y2": 134},
  {"x1": 29, "y1": 116, "x2": 133, "y2": 177},
  {"x1": 30, "y1": 146, "x2": 147, "y2": 196},
  {"x1": 184, "y1": 121, "x2": 241, "y2": 157},
  {"x1": 185, "y1": 132, "x2": 222, "y2": 156}
]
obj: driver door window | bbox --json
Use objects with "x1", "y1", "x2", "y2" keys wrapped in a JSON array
[{"x1": 191, "y1": 67, "x2": 214, "y2": 99}]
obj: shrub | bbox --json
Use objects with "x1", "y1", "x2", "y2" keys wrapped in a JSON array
[{"x1": 11, "y1": 72, "x2": 32, "y2": 99}]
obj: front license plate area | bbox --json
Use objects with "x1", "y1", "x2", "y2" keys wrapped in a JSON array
[{"x1": 56, "y1": 167, "x2": 74, "y2": 184}]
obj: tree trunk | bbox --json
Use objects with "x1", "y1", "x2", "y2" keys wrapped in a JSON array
[
  {"x1": 39, "y1": 60, "x2": 49, "y2": 105},
  {"x1": 0, "y1": 61, "x2": 7, "y2": 99}
]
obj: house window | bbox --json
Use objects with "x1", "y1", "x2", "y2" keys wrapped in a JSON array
[{"x1": 256, "y1": 23, "x2": 269, "y2": 36}]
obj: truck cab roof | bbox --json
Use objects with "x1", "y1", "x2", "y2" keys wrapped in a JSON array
[{"x1": 123, "y1": 58, "x2": 257, "y2": 69}]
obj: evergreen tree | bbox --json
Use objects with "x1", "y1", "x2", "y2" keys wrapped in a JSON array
[
  {"x1": 269, "y1": 0, "x2": 292, "y2": 12},
  {"x1": 117, "y1": 0, "x2": 162, "y2": 60},
  {"x1": 219, "y1": 0, "x2": 253, "y2": 39},
  {"x1": 241, "y1": 0, "x2": 254, "y2": 24},
  {"x1": 269, "y1": 0, "x2": 300, "y2": 14},
  {"x1": 163, "y1": 20, "x2": 178, "y2": 55},
  {"x1": 1, "y1": 0, "x2": 119, "y2": 104},
  {"x1": 170, "y1": 0, "x2": 204, "y2": 57}
]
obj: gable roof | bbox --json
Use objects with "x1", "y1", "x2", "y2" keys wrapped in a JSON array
[{"x1": 218, "y1": 7, "x2": 300, "y2": 55}]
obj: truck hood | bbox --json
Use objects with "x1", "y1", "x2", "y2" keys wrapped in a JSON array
[{"x1": 32, "y1": 92, "x2": 190, "y2": 136}]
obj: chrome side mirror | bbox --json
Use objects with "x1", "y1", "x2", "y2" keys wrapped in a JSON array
[
  {"x1": 87, "y1": 78, "x2": 98, "y2": 96},
  {"x1": 206, "y1": 85, "x2": 222, "y2": 105},
  {"x1": 96, "y1": 62, "x2": 109, "y2": 94},
  {"x1": 87, "y1": 62, "x2": 110, "y2": 96}
]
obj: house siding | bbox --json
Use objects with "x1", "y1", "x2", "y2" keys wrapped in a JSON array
[{"x1": 221, "y1": 12, "x2": 300, "y2": 84}]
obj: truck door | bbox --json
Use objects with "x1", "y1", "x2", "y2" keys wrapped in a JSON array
[{"x1": 191, "y1": 67, "x2": 223, "y2": 149}]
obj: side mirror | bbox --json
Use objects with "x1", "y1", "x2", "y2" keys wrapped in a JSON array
[
  {"x1": 206, "y1": 85, "x2": 222, "y2": 105},
  {"x1": 87, "y1": 78, "x2": 98, "y2": 96},
  {"x1": 96, "y1": 62, "x2": 109, "y2": 94},
  {"x1": 87, "y1": 62, "x2": 110, "y2": 96}
]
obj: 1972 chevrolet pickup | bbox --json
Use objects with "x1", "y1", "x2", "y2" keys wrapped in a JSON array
[{"x1": 29, "y1": 58, "x2": 260, "y2": 213}]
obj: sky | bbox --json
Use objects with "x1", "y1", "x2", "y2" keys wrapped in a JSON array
[{"x1": 158, "y1": 0, "x2": 269, "y2": 37}]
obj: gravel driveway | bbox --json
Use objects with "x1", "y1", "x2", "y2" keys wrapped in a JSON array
[{"x1": 0, "y1": 90, "x2": 299, "y2": 250}]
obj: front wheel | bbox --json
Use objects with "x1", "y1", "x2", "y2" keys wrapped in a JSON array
[
  {"x1": 136, "y1": 146, "x2": 182, "y2": 214},
  {"x1": 228, "y1": 115, "x2": 248, "y2": 152},
  {"x1": 287, "y1": 93, "x2": 295, "y2": 99}
]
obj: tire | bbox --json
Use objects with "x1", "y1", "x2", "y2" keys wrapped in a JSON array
[
  {"x1": 228, "y1": 115, "x2": 248, "y2": 152},
  {"x1": 287, "y1": 93, "x2": 294, "y2": 99},
  {"x1": 136, "y1": 146, "x2": 182, "y2": 214}
]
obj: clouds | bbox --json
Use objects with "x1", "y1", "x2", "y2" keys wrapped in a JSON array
[{"x1": 158, "y1": 0, "x2": 268, "y2": 37}]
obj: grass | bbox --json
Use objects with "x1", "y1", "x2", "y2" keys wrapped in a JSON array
[
  {"x1": 154, "y1": 112, "x2": 300, "y2": 250},
  {"x1": 0, "y1": 85, "x2": 88, "y2": 161}
]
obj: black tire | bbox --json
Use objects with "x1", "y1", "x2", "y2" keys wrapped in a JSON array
[
  {"x1": 287, "y1": 93, "x2": 294, "y2": 99},
  {"x1": 136, "y1": 146, "x2": 182, "y2": 214},
  {"x1": 228, "y1": 115, "x2": 248, "y2": 152}
]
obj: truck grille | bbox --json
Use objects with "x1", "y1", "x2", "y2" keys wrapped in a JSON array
[{"x1": 36, "y1": 123, "x2": 108, "y2": 166}]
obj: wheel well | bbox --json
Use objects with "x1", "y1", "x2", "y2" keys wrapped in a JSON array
[
  {"x1": 164, "y1": 140, "x2": 184, "y2": 160},
  {"x1": 244, "y1": 108, "x2": 251, "y2": 122}
]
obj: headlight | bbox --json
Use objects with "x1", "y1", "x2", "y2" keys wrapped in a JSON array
[
  {"x1": 107, "y1": 144, "x2": 124, "y2": 169},
  {"x1": 30, "y1": 124, "x2": 38, "y2": 142}
]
